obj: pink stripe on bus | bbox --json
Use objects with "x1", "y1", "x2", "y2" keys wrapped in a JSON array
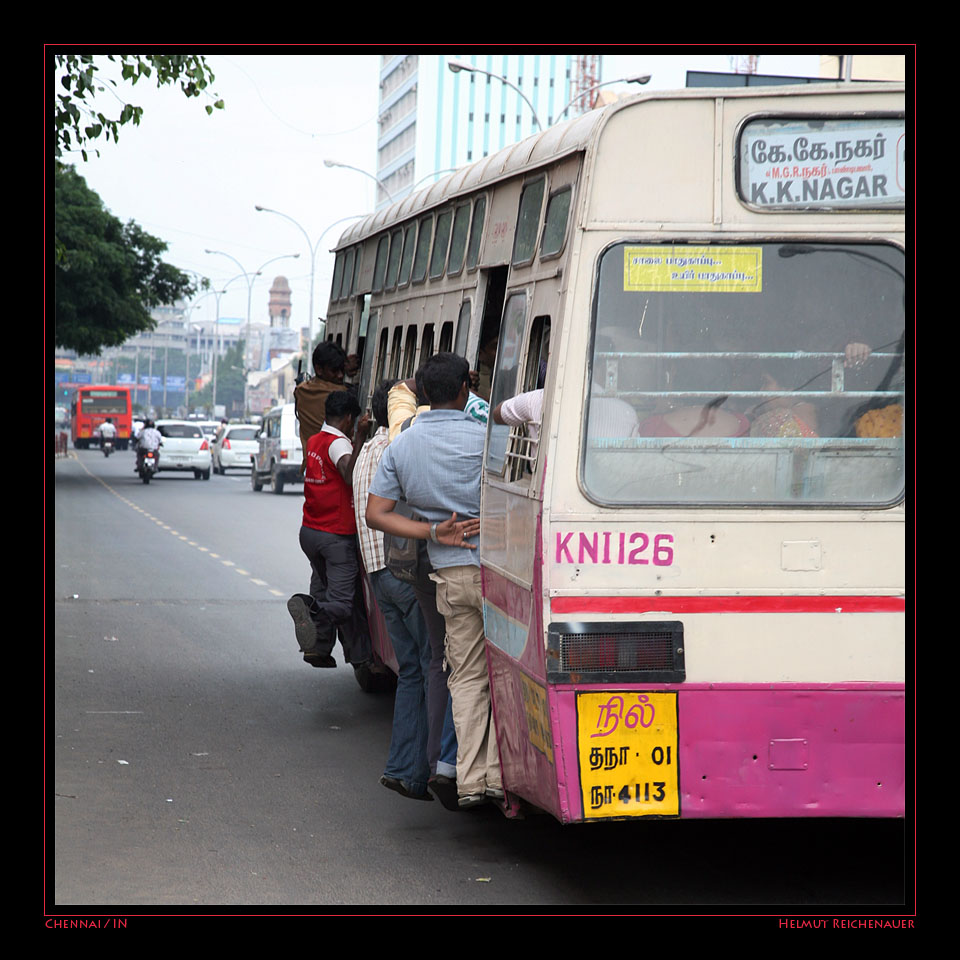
[{"x1": 550, "y1": 595, "x2": 905, "y2": 615}]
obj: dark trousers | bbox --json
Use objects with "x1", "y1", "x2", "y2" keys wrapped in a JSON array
[
  {"x1": 413, "y1": 577, "x2": 456, "y2": 775},
  {"x1": 298, "y1": 525, "x2": 371, "y2": 665}
]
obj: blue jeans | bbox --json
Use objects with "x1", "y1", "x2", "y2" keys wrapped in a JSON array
[
  {"x1": 370, "y1": 568, "x2": 431, "y2": 795},
  {"x1": 437, "y1": 694, "x2": 457, "y2": 778},
  {"x1": 413, "y1": 577, "x2": 459, "y2": 776}
]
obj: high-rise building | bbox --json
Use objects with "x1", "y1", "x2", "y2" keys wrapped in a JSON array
[{"x1": 376, "y1": 54, "x2": 577, "y2": 210}]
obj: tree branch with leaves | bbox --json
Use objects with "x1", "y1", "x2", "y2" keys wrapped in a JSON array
[
  {"x1": 55, "y1": 165, "x2": 202, "y2": 355},
  {"x1": 54, "y1": 54, "x2": 224, "y2": 161}
]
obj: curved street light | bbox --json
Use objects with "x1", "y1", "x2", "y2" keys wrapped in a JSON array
[
  {"x1": 323, "y1": 159, "x2": 395, "y2": 204},
  {"x1": 201, "y1": 273, "x2": 249, "y2": 413},
  {"x1": 204, "y1": 249, "x2": 301, "y2": 411},
  {"x1": 447, "y1": 59, "x2": 542, "y2": 131},
  {"x1": 254, "y1": 207, "x2": 367, "y2": 356},
  {"x1": 554, "y1": 74, "x2": 652, "y2": 123},
  {"x1": 182, "y1": 295, "x2": 213, "y2": 416},
  {"x1": 255, "y1": 206, "x2": 325, "y2": 347},
  {"x1": 412, "y1": 167, "x2": 460, "y2": 191}
]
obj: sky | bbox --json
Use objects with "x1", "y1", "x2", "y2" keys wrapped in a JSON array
[{"x1": 55, "y1": 51, "x2": 825, "y2": 346}]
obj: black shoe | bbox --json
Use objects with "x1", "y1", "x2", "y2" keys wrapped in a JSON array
[
  {"x1": 287, "y1": 595, "x2": 319, "y2": 653},
  {"x1": 428, "y1": 774, "x2": 460, "y2": 811},
  {"x1": 303, "y1": 651, "x2": 336, "y2": 668},
  {"x1": 380, "y1": 775, "x2": 433, "y2": 802}
]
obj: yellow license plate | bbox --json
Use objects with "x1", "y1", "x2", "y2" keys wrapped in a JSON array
[{"x1": 576, "y1": 691, "x2": 679, "y2": 819}]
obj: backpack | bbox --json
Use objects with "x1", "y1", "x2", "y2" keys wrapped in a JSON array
[{"x1": 382, "y1": 416, "x2": 435, "y2": 586}]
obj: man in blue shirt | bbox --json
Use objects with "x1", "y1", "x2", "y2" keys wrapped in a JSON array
[{"x1": 366, "y1": 353, "x2": 503, "y2": 808}]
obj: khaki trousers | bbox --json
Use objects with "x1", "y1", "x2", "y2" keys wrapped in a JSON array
[{"x1": 431, "y1": 565, "x2": 501, "y2": 796}]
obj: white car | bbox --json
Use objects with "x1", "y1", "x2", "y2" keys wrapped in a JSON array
[
  {"x1": 155, "y1": 420, "x2": 212, "y2": 480},
  {"x1": 212, "y1": 424, "x2": 260, "y2": 474},
  {"x1": 197, "y1": 420, "x2": 222, "y2": 440}
]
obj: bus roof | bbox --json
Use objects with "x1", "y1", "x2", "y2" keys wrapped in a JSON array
[{"x1": 332, "y1": 81, "x2": 905, "y2": 252}]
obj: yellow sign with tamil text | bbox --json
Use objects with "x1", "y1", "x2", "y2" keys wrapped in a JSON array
[
  {"x1": 577, "y1": 691, "x2": 679, "y2": 819},
  {"x1": 520, "y1": 673, "x2": 554, "y2": 764},
  {"x1": 624, "y1": 246, "x2": 763, "y2": 293}
]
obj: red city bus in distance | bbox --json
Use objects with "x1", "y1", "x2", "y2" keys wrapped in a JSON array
[{"x1": 71, "y1": 386, "x2": 133, "y2": 450}]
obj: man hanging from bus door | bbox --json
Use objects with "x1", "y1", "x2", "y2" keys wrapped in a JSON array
[
  {"x1": 294, "y1": 341, "x2": 358, "y2": 452},
  {"x1": 287, "y1": 390, "x2": 373, "y2": 670},
  {"x1": 367, "y1": 352, "x2": 502, "y2": 809},
  {"x1": 384, "y1": 367, "x2": 489, "y2": 808},
  {"x1": 353, "y1": 379, "x2": 438, "y2": 803}
]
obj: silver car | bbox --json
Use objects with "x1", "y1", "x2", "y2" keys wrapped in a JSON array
[{"x1": 251, "y1": 404, "x2": 302, "y2": 494}]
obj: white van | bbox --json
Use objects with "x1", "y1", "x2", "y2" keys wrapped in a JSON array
[{"x1": 251, "y1": 403, "x2": 302, "y2": 494}]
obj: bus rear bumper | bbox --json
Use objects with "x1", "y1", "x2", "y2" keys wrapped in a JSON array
[
  {"x1": 669, "y1": 685, "x2": 905, "y2": 819},
  {"x1": 498, "y1": 680, "x2": 907, "y2": 822}
]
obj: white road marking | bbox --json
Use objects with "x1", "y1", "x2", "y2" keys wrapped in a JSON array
[{"x1": 71, "y1": 456, "x2": 286, "y2": 602}]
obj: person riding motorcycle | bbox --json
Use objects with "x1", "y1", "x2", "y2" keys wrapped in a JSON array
[
  {"x1": 136, "y1": 419, "x2": 162, "y2": 473},
  {"x1": 99, "y1": 418, "x2": 118, "y2": 453}
]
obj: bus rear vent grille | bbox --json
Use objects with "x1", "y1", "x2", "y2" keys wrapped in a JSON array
[{"x1": 547, "y1": 621, "x2": 684, "y2": 683}]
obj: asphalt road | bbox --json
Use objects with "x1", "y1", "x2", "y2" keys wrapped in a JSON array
[{"x1": 51, "y1": 448, "x2": 910, "y2": 913}]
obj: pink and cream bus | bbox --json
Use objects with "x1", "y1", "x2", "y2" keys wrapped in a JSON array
[{"x1": 325, "y1": 82, "x2": 907, "y2": 822}]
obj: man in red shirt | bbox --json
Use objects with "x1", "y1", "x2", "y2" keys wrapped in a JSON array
[{"x1": 287, "y1": 390, "x2": 372, "y2": 668}]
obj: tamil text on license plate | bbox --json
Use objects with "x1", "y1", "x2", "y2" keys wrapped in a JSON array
[{"x1": 576, "y1": 691, "x2": 679, "y2": 819}]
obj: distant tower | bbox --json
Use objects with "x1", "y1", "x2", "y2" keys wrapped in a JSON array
[
  {"x1": 730, "y1": 55, "x2": 760, "y2": 75},
  {"x1": 570, "y1": 55, "x2": 602, "y2": 115},
  {"x1": 268, "y1": 276, "x2": 292, "y2": 328}
]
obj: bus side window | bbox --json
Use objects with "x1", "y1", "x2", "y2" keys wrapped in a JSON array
[
  {"x1": 525, "y1": 316, "x2": 551, "y2": 392},
  {"x1": 357, "y1": 308, "x2": 379, "y2": 409},
  {"x1": 485, "y1": 293, "x2": 526, "y2": 476},
  {"x1": 505, "y1": 314, "x2": 551, "y2": 482},
  {"x1": 402, "y1": 326, "x2": 418, "y2": 378},
  {"x1": 454, "y1": 301, "x2": 471, "y2": 358},
  {"x1": 389, "y1": 327, "x2": 403, "y2": 379},
  {"x1": 421, "y1": 324, "x2": 435, "y2": 362},
  {"x1": 374, "y1": 327, "x2": 389, "y2": 387},
  {"x1": 439, "y1": 321, "x2": 454, "y2": 354}
]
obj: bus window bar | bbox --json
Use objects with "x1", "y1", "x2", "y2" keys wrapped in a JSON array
[
  {"x1": 596, "y1": 390, "x2": 903, "y2": 399},
  {"x1": 504, "y1": 424, "x2": 540, "y2": 466},
  {"x1": 587, "y1": 436, "x2": 902, "y2": 449},
  {"x1": 595, "y1": 351, "x2": 902, "y2": 360},
  {"x1": 596, "y1": 350, "x2": 901, "y2": 394}
]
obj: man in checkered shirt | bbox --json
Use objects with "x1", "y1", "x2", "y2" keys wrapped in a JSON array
[{"x1": 352, "y1": 380, "x2": 434, "y2": 802}]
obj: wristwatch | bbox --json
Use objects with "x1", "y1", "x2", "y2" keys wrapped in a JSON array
[{"x1": 429, "y1": 522, "x2": 440, "y2": 543}]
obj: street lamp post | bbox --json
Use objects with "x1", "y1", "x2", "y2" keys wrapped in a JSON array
[
  {"x1": 255, "y1": 207, "x2": 367, "y2": 357},
  {"x1": 204, "y1": 249, "x2": 301, "y2": 414},
  {"x1": 182, "y1": 288, "x2": 220, "y2": 416},
  {"x1": 323, "y1": 159, "x2": 395, "y2": 205},
  {"x1": 193, "y1": 274, "x2": 247, "y2": 415},
  {"x1": 447, "y1": 59, "x2": 543, "y2": 131},
  {"x1": 554, "y1": 74, "x2": 652, "y2": 122},
  {"x1": 411, "y1": 167, "x2": 460, "y2": 191},
  {"x1": 255, "y1": 206, "x2": 322, "y2": 350}
]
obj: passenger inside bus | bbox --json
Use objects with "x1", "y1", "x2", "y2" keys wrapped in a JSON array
[
  {"x1": 747, "y1": 362, "x2": 820, "y2": 438},
  {"x1": 637, "y1": 356, "x2": 750, "y2": 439},
  {"x1": 473, "y1": 333, "x2": 500, "y2": 401}
]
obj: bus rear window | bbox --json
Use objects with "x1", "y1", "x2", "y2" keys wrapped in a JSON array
[
  {"x1": 80, "y1": 393, "x2": 127, "y2": 414},
  {"x1": 159, "y1": 423, "x2": 202, "y2": 439},
  {"x1": 582, "y1": 242, "x2": 905, "y2": 507}
]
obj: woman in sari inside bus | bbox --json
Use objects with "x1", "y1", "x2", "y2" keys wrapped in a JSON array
[
  {"x1": 747, "y1": 359, "x2": 821, "y2": 439},
  {"x1": 636, "y1": 355, "x2": 750, "y2": 439}
]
